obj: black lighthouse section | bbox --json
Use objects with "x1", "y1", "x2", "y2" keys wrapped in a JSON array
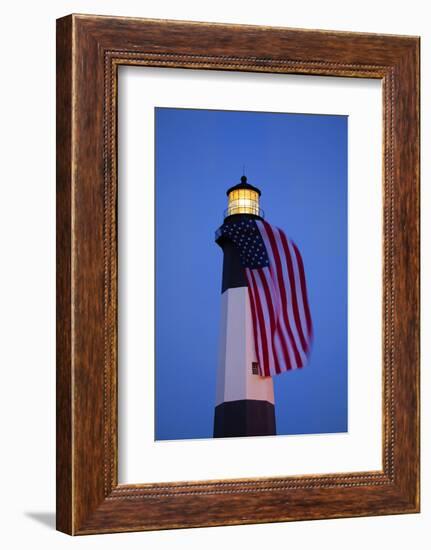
[
  {"x1": 218, "y1": 238, "x2": 248, "y2": 294},
  {"x1": 214, "y1": 213, "x2": 276, "y2": 438},
  {"x1": 214, "y1": 399, "x2": 276, "y2": 438}
]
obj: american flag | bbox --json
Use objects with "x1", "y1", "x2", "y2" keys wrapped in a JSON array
[{"x1": 217, "y1": 218, "x2": 313, "y2": 377}]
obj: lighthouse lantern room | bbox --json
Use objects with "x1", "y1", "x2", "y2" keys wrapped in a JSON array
[{"x1": 225, "y1": 175, "x2": 263, "y2": 218}]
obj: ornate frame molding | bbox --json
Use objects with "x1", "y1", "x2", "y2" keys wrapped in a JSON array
[{"x1": 57, "y1": 15, "x2": 419, "y2": 534}]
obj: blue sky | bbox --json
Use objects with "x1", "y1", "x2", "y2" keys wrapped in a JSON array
[{"x1": 155, "y1": 107, "x2": 348, "y2": 440}]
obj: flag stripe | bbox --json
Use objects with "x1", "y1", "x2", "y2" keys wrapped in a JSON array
[
  {"x1": 285, "y1": 236, "x2": 311, "y2": 354},
  {"x1": 291, "y1": 241, "x2": 313, "y2": 339},
  {"x1": 246, "y1": 272, "x2": 266, "y2": 376},
  {"x1": 277, "y1": 228, "x2": 309, "y2": 355},
  {"x1": 259, "y1": 221, "x2": 304, "y2": 368},
  {"x1": 263, "y1": 221, "x2": 307, "y2": 363},
  {"x1": 259, "y1": 222, "x2": 299, "y2": 369},
  {"x1": 252, "y1": 269, "x2": 277, "y2": 376},
  {"x1": 256, "y1": 268, "x2": 282, "y2": 375},
  {"x1": 247, "y1": 269, "x2": 271, "y2": 376}
]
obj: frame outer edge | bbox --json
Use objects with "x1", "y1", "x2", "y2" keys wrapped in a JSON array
[
  {"x1": 56, "y1": 14, "x2": 74, "y2": 535},
  {"x1": 392, "y1": 39, "x2": 420, "y2": 510}
]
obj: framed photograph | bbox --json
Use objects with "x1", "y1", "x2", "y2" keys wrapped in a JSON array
[{"x1": 56, "y1": 14, "x2": 420, "y2": 534}]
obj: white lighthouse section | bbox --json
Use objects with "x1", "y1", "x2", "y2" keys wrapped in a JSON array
[{"x1": 216, "y1": 286, "x2": 275, "y2": 406}]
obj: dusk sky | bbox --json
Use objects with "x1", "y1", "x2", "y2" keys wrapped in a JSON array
[{"x1": 155, "y1": 107, "x2": 348, "y2": 440}]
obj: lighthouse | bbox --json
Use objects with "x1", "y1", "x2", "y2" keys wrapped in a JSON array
[{"x1": 214, "y1": 176, "x2": 276, "y2": 438}]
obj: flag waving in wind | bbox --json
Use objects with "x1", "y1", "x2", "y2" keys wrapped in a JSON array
[{"x1": 217, "y1": 218, "x2": 313, "y2": 377}]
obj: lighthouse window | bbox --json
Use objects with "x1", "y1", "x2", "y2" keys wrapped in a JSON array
[
  {"x1": 252, "y1": 362, "x2": 259, "y2": 375},
  {"x1": 227, "y1": 189, "x2": 260, "y2": 217}
]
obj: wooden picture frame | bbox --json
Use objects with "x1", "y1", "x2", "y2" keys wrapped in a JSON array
[{"x1": 56, "y1": 14, "x2": 420, "y2": 535}]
